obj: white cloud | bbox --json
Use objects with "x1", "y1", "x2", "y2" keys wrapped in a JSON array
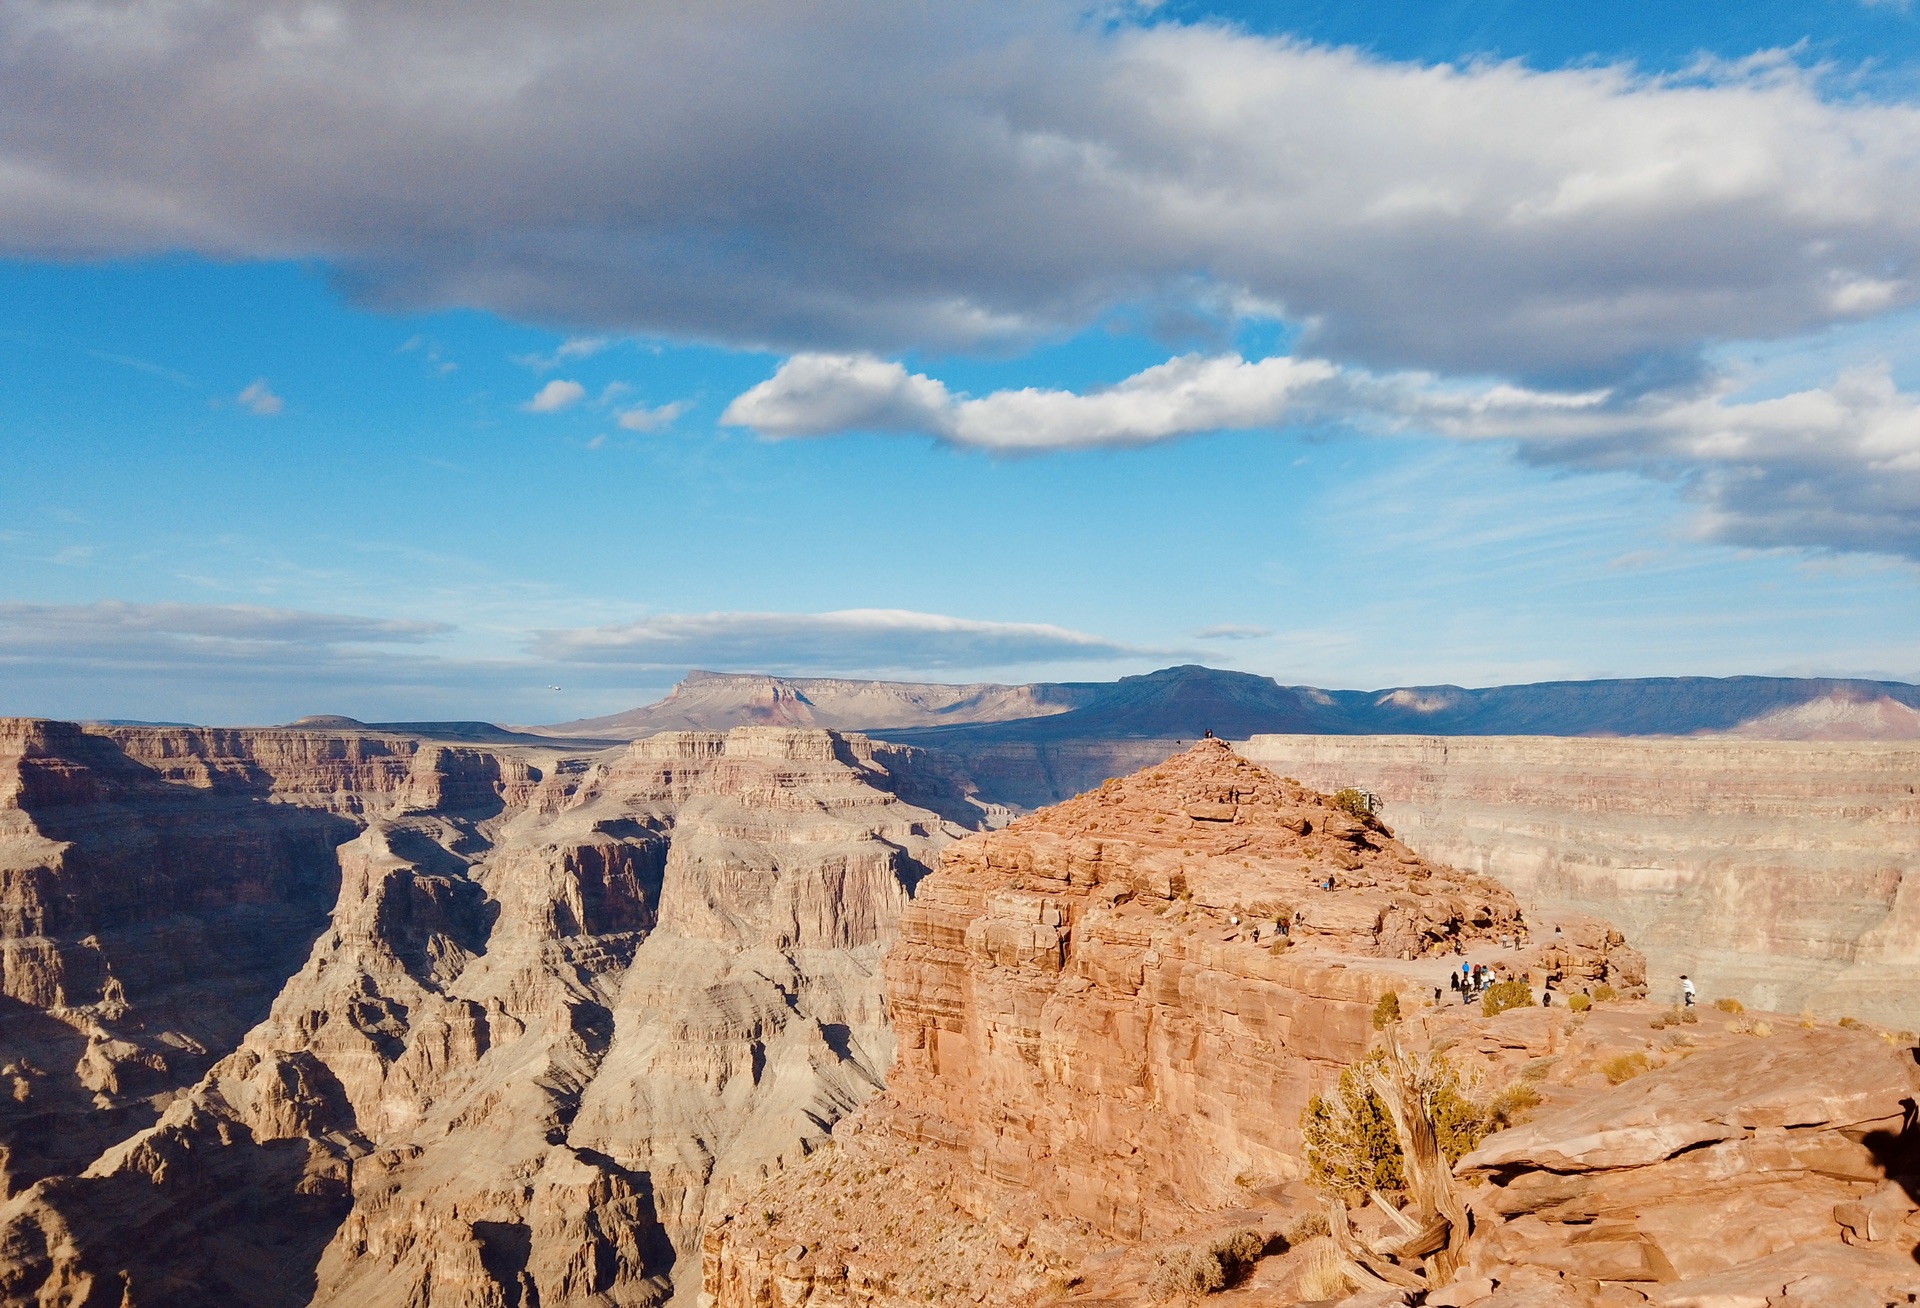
[
  {"x1": 524, "y1": 379, "x2": 586, "y2": 413},
  {"x1": 722, "y1": 351, "x2": 1335, "y2": 448},
  {"x1": 724, "y1": 349, "x2": 1920, "y2": 557},
  {"x1": 538, "y1": 608, "x2": 1158, "y2": 671},
  {"x1": 1, "y1": 5, "x2": 1918, "y2": 383},
  {"x1": 617, "y1": 399, "x2": 690, "y2": 431},
  {"x1": 236, "y1": 379, "x2": 283, "y2": 415},
  {"x1": 1196, "y1": 624, "x2": 1273, "y2": 640}
]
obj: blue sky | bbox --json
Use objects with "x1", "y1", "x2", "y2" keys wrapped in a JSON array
[{"x1": 3, "y1": 0, "x2": 1919, "y2": 724}]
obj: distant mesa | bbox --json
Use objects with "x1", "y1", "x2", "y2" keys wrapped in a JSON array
[{"x1": 537, "y1": 664, "x2": 1920, "y2": 745}]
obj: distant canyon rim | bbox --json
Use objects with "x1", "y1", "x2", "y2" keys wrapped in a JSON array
[{"x1": 535, "y1": 666, "x2": 1920, "y2": 1026}]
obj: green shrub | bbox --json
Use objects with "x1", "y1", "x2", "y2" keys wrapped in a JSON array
[
  {"x1": 1713, "y1": 997, "x2": 1744, "y2": 1014},
  {"x1": 1331, "y1": 787, "x2": 1374, "y2": 819},
  {"x1": 1372, "y1": 991, "x2": 1401, "y2": 1029},
  {"x1": 1302, "y1": 1050, "x2": 1490, "y2": 1198},
  {"x1": 1482, "y1": 979, "x2": 1533, "y2": 1017},
  {"x1": 1592, "y1": 983, "x2": 1617, "y2": 1003},
  {"x1": 1567, "y1": 994, "x2": 1592, "y2": 1013}
]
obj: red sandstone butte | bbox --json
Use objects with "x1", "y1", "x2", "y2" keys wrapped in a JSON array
[{"x1": 702, "y1": 740, "x2": 1649, "y2": 1306}]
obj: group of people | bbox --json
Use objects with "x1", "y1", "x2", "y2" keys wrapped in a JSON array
[{"x1": 1449, "y1": 961, "x2": 1492, "y2": 1003}]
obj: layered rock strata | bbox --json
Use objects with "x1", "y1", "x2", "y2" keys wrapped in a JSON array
[
  {"x1": 1453, "y1": 1014, "x2": 1920, "y2": 1307},
  {"x1": 1235, "y1": 734, "x2": 1920, "y2": 1025},
  {"x1": 702, "y1": 740, "x2": 1644, "y2": 1307},
  {"x1": 0, "y1": 722, "x2": 969, "y2": 1307}
]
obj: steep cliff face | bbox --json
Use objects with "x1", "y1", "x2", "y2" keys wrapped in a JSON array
[
  {"x1": 1234, "y1": 735, "x2": 1920, "y2": 1024},
  {"x1": 0, "y1": 720, "x2": 377, "y2": 1195},
  {"x1": 701, "y1": 741, "x2": 1643, "y2": 1307},
  {"x1": 0, "y1": 722, "x2": 968, "y2": 1308}
]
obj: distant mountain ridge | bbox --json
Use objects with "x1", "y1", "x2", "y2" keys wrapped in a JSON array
[
  {"x1": 538, "y1": 669, "x2": 1097, "y2": 738},
  {"x1": 537, "y1": 665, "x2": 1920, "y2": 744}
]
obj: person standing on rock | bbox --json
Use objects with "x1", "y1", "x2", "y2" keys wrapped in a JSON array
[{"x1": 1681, "y1": 975, "x2": 1696, "y2": 1008}]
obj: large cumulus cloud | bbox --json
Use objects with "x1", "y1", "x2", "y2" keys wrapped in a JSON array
[{"x1": 2, "y1": 2, "x2": 1917, "y2": 385}]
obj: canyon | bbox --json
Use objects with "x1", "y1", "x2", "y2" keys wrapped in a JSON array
[
  {"x1": 0, "y1": 718, "x2": 977, "y2": 1306},
  {"x1": 1, "y1": 715, "x2": 1914, "y2": 1307},
  {"x1": 1234, "y1": 734, "x2": 1920, "y2": 1027}
]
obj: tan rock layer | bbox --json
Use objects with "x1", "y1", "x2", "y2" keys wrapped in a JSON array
[{"x1": 1234, "y1": 733, "x2": 1920, "y2": 1025}]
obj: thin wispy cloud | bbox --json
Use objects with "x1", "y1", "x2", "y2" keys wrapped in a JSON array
[
  {"x1": 90, "y1": 349, "x2": 194, "y2": 388},
  {"x1": 538, "y1": 608, "x2": 1161, "y2": 672},
  {"x1": 617, "y1": 400, "x2": 690, "y2": 432},
  {"x1": 236, "y1": 379, "x2": 283, "y2": 415},
  {"x1": 515, "y1": 336, "x2": 614, "y2": 372},
  {"x1": 0, "y1": 601, "x2": 449, "y2": 652}
]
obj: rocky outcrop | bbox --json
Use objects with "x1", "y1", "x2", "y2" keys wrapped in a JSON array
[
  {"x1": 1450, "y1": 1008, "x2": 1920, "y2": 1307},
  {"x1": 701, "y1": 740, "x2": 1643, "y2": 1307},
  {"x1": 1235, "y1": 734, "x2": 1920, "y2": 1026},
  {"x1": 0, "y1": 721, "x2": 970, "y2": 1308}
]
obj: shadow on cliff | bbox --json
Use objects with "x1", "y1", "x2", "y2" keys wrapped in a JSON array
[
  {"x1": 16, "y1": 1129, "x2": 351, "y2": 1308},
  {"x1": 1862, "y1": 1073, "x2": 1920, "y2": 1266}
]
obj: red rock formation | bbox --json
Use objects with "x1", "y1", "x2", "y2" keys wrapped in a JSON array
[{"x1": 702, "y1": 740, "x2": 1645, "y2": 1307}]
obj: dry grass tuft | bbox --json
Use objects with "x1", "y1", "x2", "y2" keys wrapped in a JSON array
[
  {"x1": 1485, "y1": 1080, "x2": 1543, "y2": 1128},
  {"x1": 1284, "y1": 1210, "x2": 1329, "y2": 1245},
  {"x1": 1602, "y1": 1052, "x2": 1651, "y2": 1085},
  {"x1": 1713, "y1": 997, "x2": 1744, "y2": 1014}
]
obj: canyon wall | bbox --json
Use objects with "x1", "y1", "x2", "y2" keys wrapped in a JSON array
[
  {"x1": 1234, "y1": 734, "x2": 1920, "y2": 1027},
  {"x1": 0, "y1": 721, "x2": 971, "y2": 1307},
  {"x1": 701, "y1": 741, "x2": 1644, "y2": 1307}
]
